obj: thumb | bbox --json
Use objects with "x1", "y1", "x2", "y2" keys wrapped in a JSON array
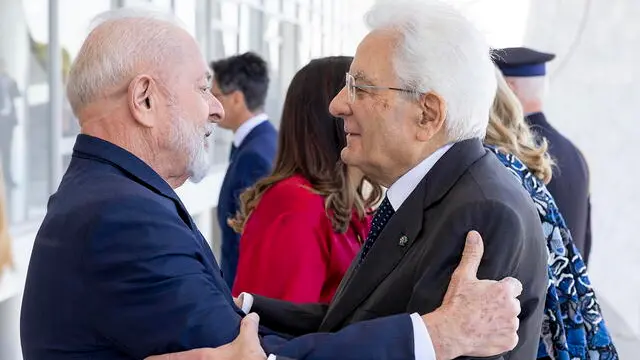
[
  {"x1": 454, "y1": 231, "x2": 484, "y2": 280},
  {"x1": 238, "y1": 313, "x2": 261, "y2": 342}
]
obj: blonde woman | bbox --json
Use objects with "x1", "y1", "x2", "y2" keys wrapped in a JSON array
[{"x1": 484, "y1": 70, "x2": 617, "y2": 359}]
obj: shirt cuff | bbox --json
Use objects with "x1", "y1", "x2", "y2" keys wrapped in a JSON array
[
  {"x1": 267, "y1": 355, "x2": 277, "y2": 360},
  {"x1": 239, "y1": 292, "x2": 254, "y2": 314},
  {"x1": 410, "y1": 312, "x2": 436, "y2": 360}
]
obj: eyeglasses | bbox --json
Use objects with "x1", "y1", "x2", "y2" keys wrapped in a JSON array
[{"x1": 345, "y1": 73, "x2": 417, "y2": 103}]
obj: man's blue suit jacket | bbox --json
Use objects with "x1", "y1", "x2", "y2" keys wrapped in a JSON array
[
  {"x1": 20, "y1": 134, "x2": 415, "y2": 360},
  {"x1": 217, "y1": 120, "x2": 277, "y2": 288}
]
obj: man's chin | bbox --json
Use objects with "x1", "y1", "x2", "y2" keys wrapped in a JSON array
[{"x1": 340, "y1": 147, "x2": 360, "y2": 166}]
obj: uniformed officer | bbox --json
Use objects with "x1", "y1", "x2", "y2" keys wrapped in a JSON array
[{"x1": 494, "y1": 47, "x2": 593, "y2": 264}]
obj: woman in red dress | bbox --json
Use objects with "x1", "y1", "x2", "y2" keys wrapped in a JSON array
[{"x1": 229, "y1": 56, "x2": 382, "y2": 304}]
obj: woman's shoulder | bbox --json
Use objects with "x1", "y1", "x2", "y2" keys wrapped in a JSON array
[
  {"x1": 261, "y1": 174, "x2": 324, "y2": 211},
  {"x1": 485, "y1": 145, "x2": 536, "y2": 181},
  {"x1": 267, "y1": 174, "x2": 316, "y2": 196}
]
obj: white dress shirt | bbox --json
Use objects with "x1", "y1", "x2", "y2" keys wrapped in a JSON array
[
  {"x1": 233, "y1": 113, "x2": 269, "y2": 147},
  {"x1": 386, "y1": 143, "x2": 454, "y2": 211},
  {"x1": 242, "y1": 143, "x2": 454, "y2": 360}
]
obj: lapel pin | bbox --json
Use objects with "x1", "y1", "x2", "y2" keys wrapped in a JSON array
[{"x1": 398, "y1": 235, "x2": 409, "y2": 247}]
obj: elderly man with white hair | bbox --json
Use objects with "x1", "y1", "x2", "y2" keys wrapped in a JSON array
[
  {"x1": 234, "y1": 1, "x2": 548, "y2": 360},
  {"x1": 20, "y1": 5, "x2": 524, "y2": 360}
]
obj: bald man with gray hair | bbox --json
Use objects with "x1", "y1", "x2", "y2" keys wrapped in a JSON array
[{"x1": 21, "y1": 7, "x2": 523, "y2": 360}]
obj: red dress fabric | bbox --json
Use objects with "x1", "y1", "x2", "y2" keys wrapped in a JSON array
[{"x1": 232, "y1": 174, "x2": 371, "y2": 303}]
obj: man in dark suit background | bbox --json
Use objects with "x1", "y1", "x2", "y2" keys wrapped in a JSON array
[
  {"x1": 20, "y1": 6, "x2": 524, "y2": 360},
  {"x1": 494, "y1": 47, "x2": 593, "y2": 264},
  {"x1": 211, "y1": 52, "x2": 277, "y2": 288},
  {"x1": 238, "y1": 1, "x2": 548, "y2": 359}
]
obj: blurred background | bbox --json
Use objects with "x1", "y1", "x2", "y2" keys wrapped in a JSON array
[{"x1": 0, "y1": 0, "x2": 638, "y2": 358}]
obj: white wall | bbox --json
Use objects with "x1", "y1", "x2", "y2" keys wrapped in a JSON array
[{"x1": 524, "y1": 0, "x2": 640, "y2": 336}]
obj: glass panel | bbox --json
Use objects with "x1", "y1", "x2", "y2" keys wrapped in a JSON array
[
  {"x1": 282, "y1": 0, "x2": 296, "y2": 18},
  {"x1": 59, "y1": 0, "x2": 112, "y2": 147},
  {"x1": 174, "y1": 0, "x2": 197, "y2": 35},
  {"x1": 220, "y1": 1, "x2": 240, "y2": 29},
  {"x1": 209, "y1": 0, "x2": 240, "y2": 168},
  {"x1": 310, "y1": 5, "x2": 322, "y2": 57},
  {"x1": 0, "y1": 0, "x2": 51, "y2": 225},
  {"x1": 151, "y1": 0, "x2": 172, "y2": 9},
  {"x1": 210, "y1": 0, "x2": 240, "y2": 63},
  {"x1": 262, "y1": 15, "x2": 281, "y2": 124},
  {"x1": 264, "y1": 0, "x2": 280, "y2": 14},
  {"x1": 124, "y1": 0, "x2": 173, "y2": 11},
  {"x1": 276, "y1": 20, "x2": 300, "y2": 128},
  {"x1": 238, "y1": 3, "x2": 252, "y2": 53},
  {"x1": 246, "y1": 7, "x2": 265, "y2": 54},
  {"x1": 312, "y1": 0, "x2": 322, "y2": 13},
  {"x1": 322, "y1": 0, "x2": 333, "y2": 55},
  {"x1": 297, "y1": 3, "x2": 311, "y2": 65},
  {"x1": 124, "y1": 0, "x2": 152, "y2": 6}
]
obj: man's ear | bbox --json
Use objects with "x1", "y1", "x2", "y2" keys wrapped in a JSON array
[
  {"x1": 230, "y1": 90, "x2": 246, "y2": 108},
  {"x1": 416, "y1": 92, "x2": 446, "y2": 142},
  {"x1": 128, "y1": 74, "x2": 157, "y2": 128}
]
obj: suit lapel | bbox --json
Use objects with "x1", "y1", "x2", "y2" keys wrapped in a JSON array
[
  {"x1": 321, "y1": 139, "x2": 488, "y2": 331},
  {"x1": 321, "y1": 182, "x2": 426, "y2": 331}
]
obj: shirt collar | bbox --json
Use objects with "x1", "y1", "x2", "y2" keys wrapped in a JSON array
[
  {"x1": 386, "y1": 143, "x2": 454, "y2": 211},
  {"x1": 233, "y1": 113, "x2": 269, "y2": 147}
]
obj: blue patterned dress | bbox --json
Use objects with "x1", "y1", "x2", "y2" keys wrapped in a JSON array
[{"x1": 486, "y1": 145, "x2": 618, "y2": 360}]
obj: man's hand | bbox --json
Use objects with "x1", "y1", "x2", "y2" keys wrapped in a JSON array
[
  {"x1": 422, "y1": 231, "x2": 522, "y2": 360},
  {"x1": 145, "y1": 313, "x2": 266, "y2": 360}
]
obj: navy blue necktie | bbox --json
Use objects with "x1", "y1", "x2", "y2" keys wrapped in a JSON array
[
  {"x1": 359, "y1": 196, "x2": 395, "y2": 264},
  {"x1": 229, "y1": 144, "x2": 237, "y2": 161}
]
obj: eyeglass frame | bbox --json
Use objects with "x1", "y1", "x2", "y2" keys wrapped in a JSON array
[{"x1": 344, "y1": 72, "x2": 421, "y2": 103}]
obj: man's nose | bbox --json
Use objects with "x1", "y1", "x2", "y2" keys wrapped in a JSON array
[
  {"x1": 209, "y1": 96, "x2": 225, "y2": 123},
  {"x1": 329, "y1": 87, "x2": 350, "y2": 117}
]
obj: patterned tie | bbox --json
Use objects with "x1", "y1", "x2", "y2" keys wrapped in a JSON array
[{"x1": 358, "y1": 196, "x2": 395, "y2": 264}]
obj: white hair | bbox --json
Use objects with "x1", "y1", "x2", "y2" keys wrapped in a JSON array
[
  {"x1": 66, "y1": 7, "x2": 188, "y2": 115},
  {"x1": 364, "y1": 0, "x2": 497, "y2": 141}
]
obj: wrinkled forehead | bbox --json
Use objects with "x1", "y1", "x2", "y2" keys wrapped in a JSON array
[
  {"x1": 163, "y1": 33, "x2": 210, "y2": 83},
  {"x1": 350, "y1": 29, "x2": 399, "y2": 85}
]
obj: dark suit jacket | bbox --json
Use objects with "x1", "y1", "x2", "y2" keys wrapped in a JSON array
[
  {"x1": 19, "y1": 134, "x2": 417, "y2": 360},
  {"x1": 252, "y1": 139, "x2": 548, "y2": 360},
  {"x1": 526, "y1": 112, "x2": 592, "y2": 263},
  {"x1": 218, "y1": 120, "x2": 277, "y2": 288}
]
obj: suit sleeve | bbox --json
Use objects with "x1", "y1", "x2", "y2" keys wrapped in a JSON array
[
  {"x1": 85, "y1": 198, "x2": 244, "y2": 359},
  {"x1": 250, "y1": 294, "x2": 329, "y2": 336},
  {"x1": 233, "y1": 205, "x2": 331, "y2": 304},
  {"x1": 407, "y1": 200, "x2": 544, "y2": 360},
  {"x1": 265, "y1": 313, "x2": 416, "y2": 360}
]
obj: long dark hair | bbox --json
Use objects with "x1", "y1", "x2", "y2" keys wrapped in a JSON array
[{"x1": 229, "y1": 56, "x2": 383, "y2": 234}]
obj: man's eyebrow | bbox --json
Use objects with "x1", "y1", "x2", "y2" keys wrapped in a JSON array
[{"x1": 353, "y1": 70, "x2": 375, "y2": 84}]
